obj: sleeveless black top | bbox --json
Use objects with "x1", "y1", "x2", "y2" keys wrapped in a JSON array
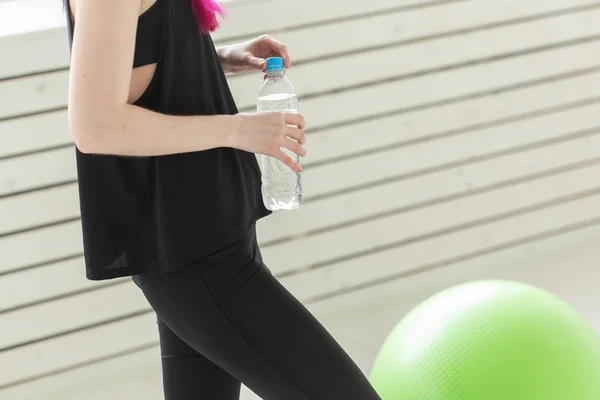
[
  {"x1": 64, "y1": 0, "x2": 270, "y2": 280},
  {"x1": 132, "y1": 0, "x2": 161, "y2": 68}
]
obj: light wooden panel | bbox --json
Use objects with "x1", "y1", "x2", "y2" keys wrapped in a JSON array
[
  {"x1": 281, "y1": 192, "x2": 600, "y2": 303},
  {"x1": 0, "y1": 256, "x2": 111, "y2": 314},
  {"x1": 224, "y1": 0, "x2": 600, "y2": 58},
  {"x1": 2, "y1": 128, "x2": 599, "y2": 275},
  {"x1": 0, "y1": 283, "x2": 145, "y2": 351},
  {"x1": 260, "y1": 101, "x2": 600, "y2": 243},
  {"x1": 2, "y1": 108, "x2": 600, "y2": 275},
  {"x1": 228, "y1": 4, "x2": 600, "y2": 106},
  {"x1": 262, "y1": 132, "x2": 600, "y2": 275},
  {"x1": 303, "y1": 76, "x2": 600, "y2": 167},
  {"x1": 0, "y1": 71, "x2": 68, "y2": 120},
  {"x1": 5, "y1": 1, "x2": 600, "y2": 120},
  {"x1": 4, "y1": 81, "x2": 600, "y2": 315},
  {"x1": 3, "y1": 91, "x2": 599, "y2": 240},
  {"x1": 0, "y1": 146, "x2": 75, "y2": 197},
  {"x1": 0, "y1": 29, "x2": 69, "y2": 79},
  {"x1": 0, "y1": 346, "x2": 162, "y2": 400},
  {"x1": 215, "y1": 0, "x2": 412, "y2": 40},
  {"x1": 0, "y1": 184, "x2": 79, "y2": 236},
  {"x1": 296, "y1": 40, "x2": 600, "y2": 131},
  {"x1": 1, "y1": 170, "x2": 599, "y2": 389},
  {"x1": 0, "y1": 221, "x2": 82, "y2": 274},
  {"x1": 0, "y1": 0, "x2": 440, "y2": 119},
  {"x1": 0, "y1": 110, "x2": 69, "y2": 159},
  {"x1": 2, "y1": 147, "x2": 599, "y2": 351},
  {"x1": 0, "y1": 28, "x2": 69, "y2": 80},
  {"x1": 0, "y1": 313, "x2": 157, "y2": 389},
  {"x1": 3, "y1": 39, "x2": 600, "y2": 198},
  {"x1": 217, "y1": 0, "x2": 599, "y2": 43},
  {"x1": 4, "y1": 69, "x2": 600, "y2": 237},
  {"x1": 2, "y1": 221, "x2": 600, "y2": 398},
  {"x1": 0, "y1": 0, "x2": 408, "y2": 78},
  {"x1": 301, "y1": 119, "x2": 600, "y2": 202},
  {"x1": 2, "y1": 0, "x2": 598, "y2": 152},
  {"x1": 2, "y1": 0, "x2": 600, "y2": 393},
  {"x1": 1, "y1": 0, "x2": 595, "y2": 80}
]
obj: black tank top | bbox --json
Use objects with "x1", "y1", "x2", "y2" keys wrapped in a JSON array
[
  {"x1": 64, "y1": 0, "x2": 270, "y2": 280},
  {"x1": 132, "y1": 0, "x2": 161, "y2": 68}
]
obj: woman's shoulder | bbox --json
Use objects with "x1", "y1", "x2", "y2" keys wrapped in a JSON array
[{"x1": 66, "y1": 0, "x2": 157, "y2": 21}]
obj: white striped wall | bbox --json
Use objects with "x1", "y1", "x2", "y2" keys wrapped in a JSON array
[{"x1": 1, "y1": 0, "x2": 600, "y2": 398}]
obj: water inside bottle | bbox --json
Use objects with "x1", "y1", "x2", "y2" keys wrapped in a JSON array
[{"x1": 256, "y1": 92, "x2": 302, "y2": 211}]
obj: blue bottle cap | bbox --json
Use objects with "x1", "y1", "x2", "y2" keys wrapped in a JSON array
[{"x1": 265, "y1": 57, "x2": 285, "y2": 72}]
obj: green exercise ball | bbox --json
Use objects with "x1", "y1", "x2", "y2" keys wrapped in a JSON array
[{"x1": 370, "y1": 280, "x2": 600, "y2": 400}]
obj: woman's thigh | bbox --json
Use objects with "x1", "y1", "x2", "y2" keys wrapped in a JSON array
[
  {"x1": 156, "y1": 319, "x2": 241, "y2": 400},
  {"x1": 133, "y1": 229, "x2": 381, "y2": 400}
]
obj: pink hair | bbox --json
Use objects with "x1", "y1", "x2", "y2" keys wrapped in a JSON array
[{"x1": 191, "y1": 0, "x2": 226, "y2": 32}]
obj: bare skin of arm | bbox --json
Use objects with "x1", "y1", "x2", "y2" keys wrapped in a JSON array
[{"x1": 68, "y1": 0, "x2": 306, "y2": 171}]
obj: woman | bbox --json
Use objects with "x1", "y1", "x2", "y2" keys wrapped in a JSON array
[{"x1": 64, "y1": 0, "x2": 382, "y2": 398}]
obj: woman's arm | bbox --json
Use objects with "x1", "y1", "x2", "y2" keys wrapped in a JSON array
[{"x1": 68, "y1": 0, "x2": 306, "y2": 171}]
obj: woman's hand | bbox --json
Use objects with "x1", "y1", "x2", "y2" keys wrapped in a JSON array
[
  {"x1": 217, "y1": 35, "x2": 291, "y2": 74},
  {"x1": 229, "y1": 112, "x2": 307, "y2": 172}
]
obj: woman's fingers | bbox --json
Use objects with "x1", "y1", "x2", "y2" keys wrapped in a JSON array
[
  {"x1": 281, "y1": 137, "x2": 307, "y2": 158},
  {"x1": 244, "y1": 53, "x2": 266, "y2": 70},
  {"x1": 284, "y1": 125, "x2": 307, "y2": 145},
  {"x1": 274, "y1": 149, "x2": 303, "y2": 172},
  {"x1": 285, "y1": 113, "x2": 306, "y2": 130},
  {"x1": 262, "y1": 35, "x2": 291, "y2": 68}
]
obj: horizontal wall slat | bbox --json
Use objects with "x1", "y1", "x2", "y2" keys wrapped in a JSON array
[
  {"x1": 297, "y1": 40, "x2": 600, "y2": 132},
  {"x1": 228, "y1": 5, "x2": 600, "y2": 108},
  {"x1": 0, "y1": 0, "x2": 427, "y2": 82},
  {"x1": 0, "y1": 184, "x2": 79, "y2": 236},
  {"x1": 3, "y1": 40, "x2": 600, "y2": 198},
  {"x1": 0, "y1": 221, "x2": 82, "y2": 274},
  {"x1": 0, "y1": 1, "x2": 600, "y2": 122},
  {"x1": 4, "y1": 93, "x2": 600, "y2": 239},
  {"x1": 259, "y1": 101, "x2": 600, "y2": 243},
  {"x1": 221, "y1": 0, "x2": 600, "y2": 63},
  {"x1": 0, "y1": 257, "x2": 108, "y2": 314},
  {"x1": 3, "y1": 219, "x2": 600, "y2": 393},
  {"x1": 0, "y1": 29, "x2": 69, "y2": 80},
  {"x1": 2, "y1": 0, "x2": 598, "y2": 129},
  {"x1": 0, "y1": 0, "x2": 417, "y2": 79},
  {"x1": 0, "y1": 0, "x2": 279, "y2": 77},
  {"x1": 3, "y1": 84, "x2": 599, "y2": 311},
  {"x1": 2, "y1": 0, "x2": 600, "y2": 393},
  {"x1": 0, "y1": 313, "x2": 157, "y2": 389},
  {"x1": 2, "y1": 128, "x2": 600, "y2": 275},
  {"x1": 215, "y1": 0, "x2": 414, "y2": 41},
  {"x1": 303, "y1": 76, "x2": 600, "y2": 167},
  {"x1": 2, "y1": 161, "x2": 599, "y2": 367},
  {"x1": 262, "y1": 132, "x2": 600, "y2": 275},
  {"x1": 0, "y1": 147, "x2": 75, "y2": 198},
  {"x1": 2, "y1": 162, "x2": 599, "y2": 371},
  {"x1": 2, "y1": 0, "x2": 596, "y2": 80},
  {"x1": 0, "y1": 110, "x2": 69, "y2": 159},
  {"x1": 301, "y1": 115, "x2": 600, "y2": 201},
  {"x1": 0, "y1": 283, "x2": 146, "y2": 351},
  {"x1": 2, "y1": 129, "x2": 598, "y2": 275},
  {"x1": 280, "y1": 192, "x2": 600, "y2": 303},
  {"x1": 3, "y1": 219, "x2": 600, "y2": 398},
  {"x1": 0, "y1": 346, "x2": 161, "y2": 400},
  {"x1": 0, "y1": 71, "x2": 68, "y2": 120}
]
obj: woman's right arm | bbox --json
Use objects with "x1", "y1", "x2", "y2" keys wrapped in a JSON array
[{"x1": 68, "y1": 0, "x2": 306, "y2": 171}]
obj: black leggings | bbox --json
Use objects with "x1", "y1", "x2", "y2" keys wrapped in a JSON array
[{"x1": 132, "y1": 226, "x2": 382, "y2": 400}]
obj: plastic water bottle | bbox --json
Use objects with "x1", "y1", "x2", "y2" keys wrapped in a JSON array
[{"x1": 256, "y1": 57, "x2": 302, "y2": 211}]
